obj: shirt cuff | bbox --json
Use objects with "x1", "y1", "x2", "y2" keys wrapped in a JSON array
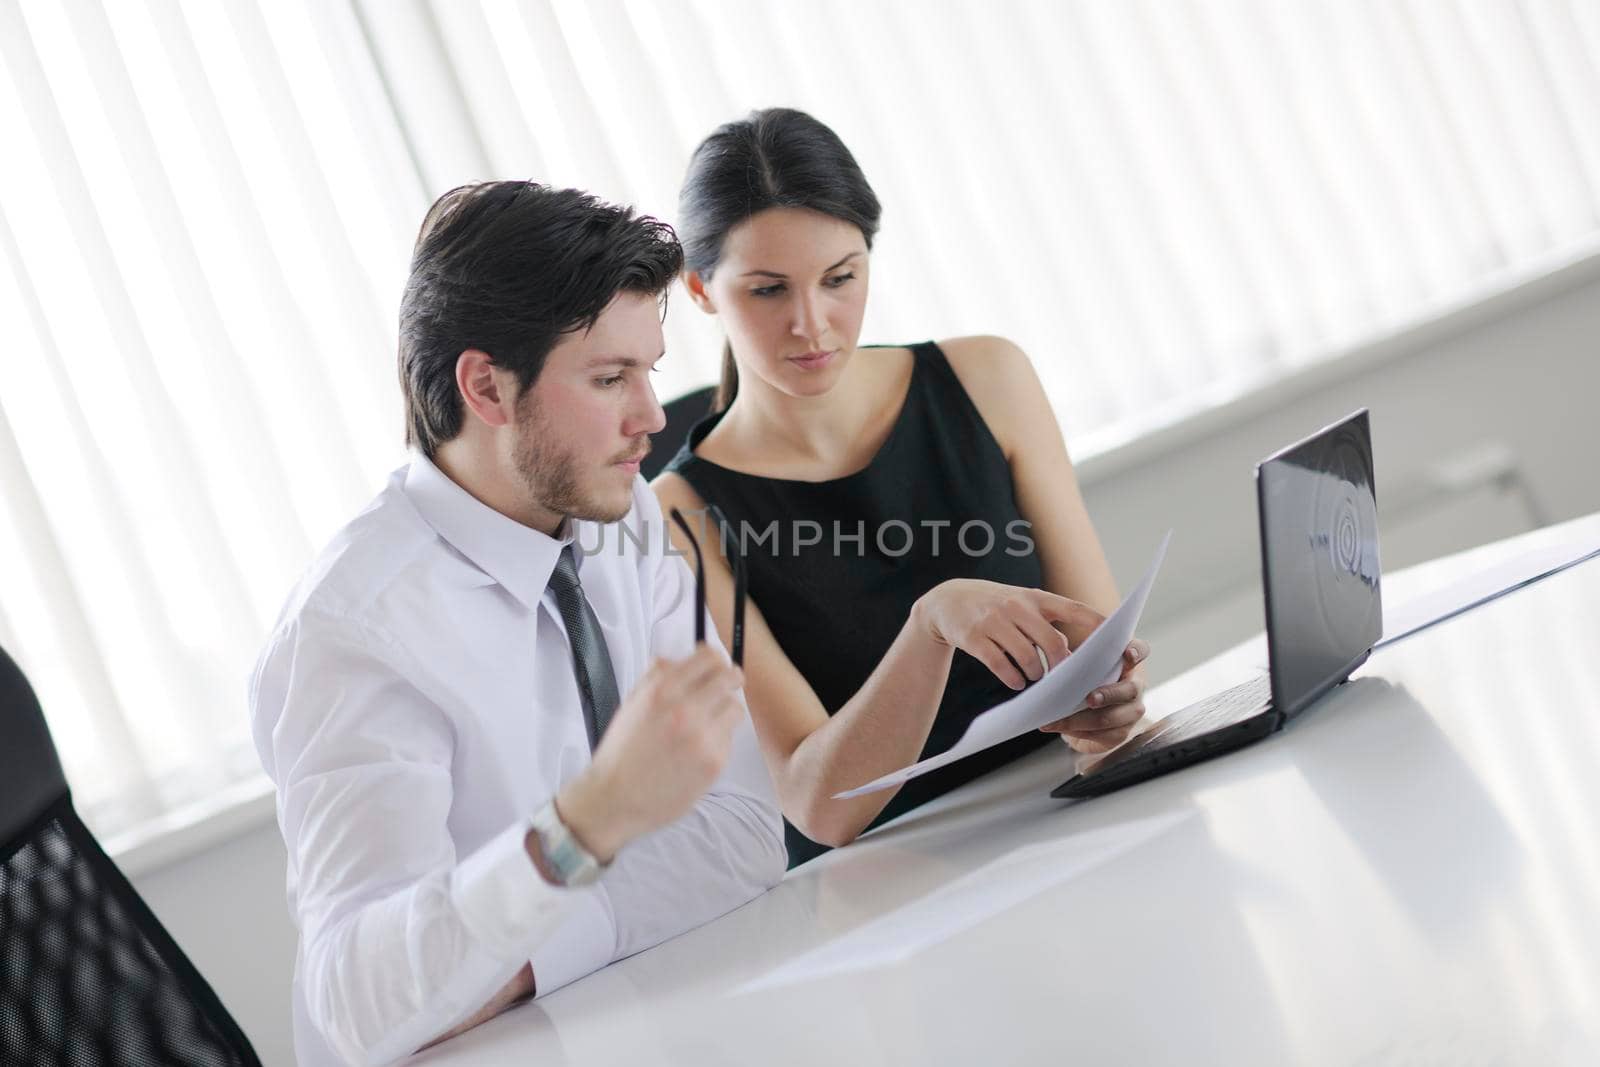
[{"x1": 450, "y1": 820, "x2": 579, "y2": 960}]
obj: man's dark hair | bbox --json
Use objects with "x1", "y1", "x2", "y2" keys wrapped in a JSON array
[{"x1": 399, "y1": 181, "x2": 684, "y2": 458}]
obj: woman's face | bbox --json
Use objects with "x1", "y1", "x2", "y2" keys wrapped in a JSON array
[{"x1": 689, "y1": 206, "x2": 870, "y2": 400}]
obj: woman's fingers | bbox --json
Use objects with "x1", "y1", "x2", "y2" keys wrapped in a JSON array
[
  {"x1": 959, "y1": 587, "x2": 1152, "y2": 705},
  {"x1": 982, "y1": 612, "x2": 1050, "y2": 683},
  {"x1": 978, "y1": 639, "x2": 1030, "y2": 690},
  {"x1": 1085, "y1": 677, "x2": 1143, "y2": 709},
  {"x1": 1014, "y1": 612, "x2": 1072, "y2": 672},
  {"x1": 1040, "y1": 699, "x2": 1144, "y2": 734},
  {"x1": 1075, "y1": 701, "x2": 1145, "y2": 732},
  {"x1": 1028, "y1": 590, "x2": 1105, "y2": 636},
  {"x1": 986, "y1": 600, "x2": 1072, "y2": 686}
]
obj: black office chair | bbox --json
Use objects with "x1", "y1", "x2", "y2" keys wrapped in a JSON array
[
  {"x1": 642, "y1": 385, "x2": 717, "y2": 482},
  {"x1": 0, "y1": 644, "x2": 263, "y2": 1066}
]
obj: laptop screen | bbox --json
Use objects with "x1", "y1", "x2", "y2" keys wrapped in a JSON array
[{"x1": 1256, "y1": 409, "x2": 1383, "y2": 717}]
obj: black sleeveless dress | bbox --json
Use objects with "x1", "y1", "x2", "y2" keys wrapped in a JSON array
[{"x1": 665, "y1": 341, "x2": 1053, "y2": 866}]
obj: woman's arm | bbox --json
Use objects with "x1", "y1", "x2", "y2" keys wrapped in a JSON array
[
  {"x1": 938, "y1": 336, "x2": 1118, "y2": 611},
  {"x1": 651, "y1": 472, "x2": 1090, "y2": 847},
  {"x1": 939, "y1": 335, "x2": 1148, "y2": 753}
]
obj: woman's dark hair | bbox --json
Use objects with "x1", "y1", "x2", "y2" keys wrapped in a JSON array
[
  {"x1": 399, "y1": 180, "x2": 683, "y2": 458},
  {"x1": 677, "y1": 109, "x2": 882, "y2": 411}
]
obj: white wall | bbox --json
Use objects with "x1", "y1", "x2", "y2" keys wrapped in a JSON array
[
  {"x1": 1079, "y1": 257, "x2": 1600, "y2": 685},
  {"x1": 125, "y1": 262, "x2": 1600, "y2": 1065}
]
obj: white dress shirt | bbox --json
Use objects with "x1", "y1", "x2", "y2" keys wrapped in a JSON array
[{"x1": 249, "y1": 455, "x2": 785, "y2": 1067}]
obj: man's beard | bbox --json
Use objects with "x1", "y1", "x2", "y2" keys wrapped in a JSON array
[{"x1": 512, "y1": 395, "x2": 638, "y2": 524}]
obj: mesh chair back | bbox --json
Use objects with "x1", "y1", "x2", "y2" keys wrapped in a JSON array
[
  {"x1": 1, "y1": 647, "x2": 262, "y2": 1066},
  {"x1": 0, "y1": 646, "x2": 65, "y2": 847}
]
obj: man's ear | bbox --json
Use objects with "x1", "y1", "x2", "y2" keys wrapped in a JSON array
[
  {"x1": 455, "y1": 349, "x2": 516, "y2": 429},
  {"x1": 683, "y1": 270, "x2": 717, "y2": 314}
]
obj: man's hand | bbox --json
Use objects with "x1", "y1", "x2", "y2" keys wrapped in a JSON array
[
  {"x1": 1039, "y1": 639, "x2": 1150, "y2": 753},
  {"x1": 553, "y1": 644, "x2": 744, "y2": 863},
  {"x1": 458, "y1": 647, "x2": 743, "y2": 1054},
  {"x1": 418, "y1": 965, "x2": 535, "y2": 1053}
]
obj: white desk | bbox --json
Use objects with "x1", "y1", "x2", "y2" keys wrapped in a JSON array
[{"x1": 410, "y1": 514, "x2": 1600, "y2": 1066}]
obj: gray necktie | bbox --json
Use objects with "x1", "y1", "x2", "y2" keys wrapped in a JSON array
[{"x1": 547, "y1": 544, "x2": 620, "y2": 750}]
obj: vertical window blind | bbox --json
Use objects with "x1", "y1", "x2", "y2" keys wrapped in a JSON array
[
  {"x1": 0, "y1": 0, "x2": 422, "y2": 835},
  {"x1": 2, "y1": 0, "x2": 1597, "y2": 836}
]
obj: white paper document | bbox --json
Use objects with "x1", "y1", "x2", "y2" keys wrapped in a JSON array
[
  {"x1": 1379, "y1": 534, "x2": 1600, "y2": 649},
  {"x1": 833, "y1": 531, "x2": 1171, "y2": 799},
  {"x1": 731, "y1": 810, "x2": 1192, "y2": 995}
]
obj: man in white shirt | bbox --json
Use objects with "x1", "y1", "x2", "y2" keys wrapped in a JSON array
[{"x1": 249, "y1": 181, "x2": 786, "y2": 1066}]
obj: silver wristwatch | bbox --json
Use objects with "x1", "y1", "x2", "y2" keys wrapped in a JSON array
[{"x1": 528, "y1": 799, "x2": 604, "y2": 887}]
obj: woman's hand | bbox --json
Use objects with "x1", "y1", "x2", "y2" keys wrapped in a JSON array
[
  {"x1": 1039, "y1": 639, "x2": 1150, "y2": 753},
  {"x1": 913, "y1": 579, "x2": 1101, "y2": 690}
]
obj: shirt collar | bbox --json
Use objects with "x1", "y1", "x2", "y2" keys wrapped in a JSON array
[{"x1": 403, "y1": 451, "x2": 579, "y2": 613}]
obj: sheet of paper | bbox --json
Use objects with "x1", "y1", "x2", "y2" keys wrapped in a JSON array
[
  {"x1": 1378, "y1": 535, "x2": 1600, "y2": 649},
  {"x1": 731, "y1": 810, "x2": 1193, "y2": 994},
  {"x1": 834, "y1": 531, "x2": 1171, "y2": 799}
]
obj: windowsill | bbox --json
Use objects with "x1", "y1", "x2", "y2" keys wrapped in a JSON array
[
  {"x1": 106, "y1": 772, "x2": 277, "y2": 880},
  {"x1": 103, "y1": 233, "x2": 1600, "y2": 880},
  {"x1": 1073, "y1": 233, "x2": 1600, "y2": 486}
]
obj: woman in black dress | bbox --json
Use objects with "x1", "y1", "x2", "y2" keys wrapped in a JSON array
[{"x1": 654, "y1": 108, "x2": 1149, "y2": 866}]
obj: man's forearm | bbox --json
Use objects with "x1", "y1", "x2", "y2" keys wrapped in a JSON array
[
  {"x1": 420, "y1": 785, "x2": 779, "y2": 1056},
  {"x1": 603, "y1": 788, "x2": 785, "y2": 958},
  {"x1": 299, "y1": 819, "x2": 612, "y2": 1065}
]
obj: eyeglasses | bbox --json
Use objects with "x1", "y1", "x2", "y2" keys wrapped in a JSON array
[{"x1": 669, "y1": 505, "x2": 746, "y2": 667}]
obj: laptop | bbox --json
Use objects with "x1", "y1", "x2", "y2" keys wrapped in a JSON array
[{"x1": 1052, "y1": 408, "x2": 1382, "y2": 799}]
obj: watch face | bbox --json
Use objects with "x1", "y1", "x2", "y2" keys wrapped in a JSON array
[
  {"x1": 534, "y1": 802, "x2": 602, "y2": 887},
  {"x1": 560, "y1": 853, "x2": 602, "y2": 887}
]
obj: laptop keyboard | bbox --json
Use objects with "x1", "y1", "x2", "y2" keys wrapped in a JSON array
[
  {"x1": 1166, "y1": 675, "x2": 1273, "y2": 739},
  {"x1": 1099, "y1": 674, "x2": 1274, "y2": 766}
]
